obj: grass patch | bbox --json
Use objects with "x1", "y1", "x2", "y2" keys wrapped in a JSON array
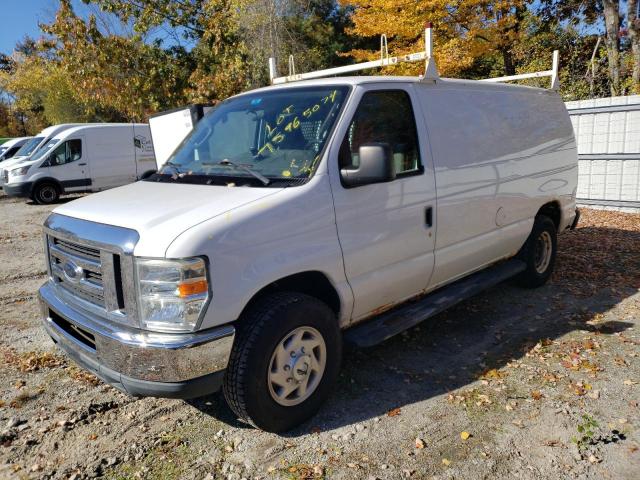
[{"x1": 104, "y1": 431, "x2": 199, "y2": 480}]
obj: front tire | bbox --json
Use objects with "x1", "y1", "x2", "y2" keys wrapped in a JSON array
[
  {"x1": 33, "y1": 182, "x2": 60, "y2": 205},
  {"x1": 223, "y1": 292, "x2": 341, "y2": 432},
  {"x1": 515, "y1": 215, "x2": 557, "y2": 288}
]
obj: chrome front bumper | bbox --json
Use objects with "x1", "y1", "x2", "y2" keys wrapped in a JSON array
[{"x1": 39, "y1": 281, "x2": 235, "y2": 399}]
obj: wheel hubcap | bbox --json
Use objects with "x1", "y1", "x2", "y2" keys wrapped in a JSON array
[
  {"x1": 534, "y1": 231, "x2": 552, "y2": 274},
  {"x1": 41, "y1": 187, "x2": 55, "y2": 202},
  {"x1": 267, "y1": 326, "x2": 326, "y2": 406}
]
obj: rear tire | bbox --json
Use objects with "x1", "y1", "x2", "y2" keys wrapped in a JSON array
[
  {"x1": 223, "y1": 292, "x2": 341, "y2": 432},
  {"x1": 33, "y1": 182, "x2": 60, "y2": 205},
  {"x1": 515, "y1": 215, "x2": 557, "y2": 288}
]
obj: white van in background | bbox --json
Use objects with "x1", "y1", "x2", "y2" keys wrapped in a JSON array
[
  {"x1": 3, "y1": 124, "x2": 155, "y2": 204},
  {"x1": 0, "y1": 124, "x2": 86, "y2": 186},
  {"x1": 0, "y1": 137, "x2": 32, "y2": 162}
]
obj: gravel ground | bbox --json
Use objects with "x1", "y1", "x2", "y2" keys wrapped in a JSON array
[{"x1": 0, "y1": 191, "x2": 638, "y2": 480}]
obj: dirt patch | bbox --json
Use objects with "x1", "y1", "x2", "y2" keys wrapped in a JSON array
[{"x1": 0, "y1": 194, "x2": 638, "y2": 479}]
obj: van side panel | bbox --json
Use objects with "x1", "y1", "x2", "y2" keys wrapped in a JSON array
[
  {"x1": 88, "y1": 127, "x2": 137, "y2": 190},
  {"x1": 417, "y1": 82, "x2": 577, "y2": 289}
]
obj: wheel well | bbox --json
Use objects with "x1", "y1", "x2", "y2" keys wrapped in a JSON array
[
  {"x1": 537, "y1": 201, "x2": 561, "y2": 230},
  {"x1": 32, "y1": 178, "x2": 62, "y2": 196},
  {"x1": 243, "y1": 271, "x2": 341, "y2": 317}
]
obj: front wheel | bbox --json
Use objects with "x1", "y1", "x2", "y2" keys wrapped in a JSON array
[
  {"x1": 223, "y1": 292, "x2": 341, "y2": 432},
  {"x1": 515, "y1": 215, "x2": 557, "y2": 288},
  {"x1": 33, "y1": 182, "x2": 60, "y2": 205}
]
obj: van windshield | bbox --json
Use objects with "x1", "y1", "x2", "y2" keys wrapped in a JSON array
[
  {"x1": 31, "y1": 139, "x2": 59, "y2": 161},
  {"x1": 15, "y1": 137, "x2": 44, "y2": 157},
  {"x1": 156, "y1": 86, "x2": 349, "y2": 185}
]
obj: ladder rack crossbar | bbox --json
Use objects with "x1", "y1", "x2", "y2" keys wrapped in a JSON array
[
  {"x1": 479, "y1": 69, "x2": 554, "y2": 83},
  {"x1": 271, "y1": 51, "x2": 428, "y2": 85}
]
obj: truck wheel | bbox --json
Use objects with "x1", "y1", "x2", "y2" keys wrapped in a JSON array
[
  {"x1": 33, "y1": 182, "x2": 60, "y2": 205},
  {"x1": 223, "y1": 292, "x2": 341, "y2": 432},
  {"x1": 515, "y1": 215, "x2": 557, "y2": 288}
]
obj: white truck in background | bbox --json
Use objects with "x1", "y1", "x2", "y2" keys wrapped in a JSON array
[
  {"x1": 148, "y1": 105, "x2": 212, "y2": 169},
  {"x1": 0, "y1": 124, "x2": 87, "y2": 187},
  {"x1": 37, "y1": 30, "x2": 578, "y2": 432},
  {"x1": 4, "y1": 123, "x2": 155, "y2": 204}
]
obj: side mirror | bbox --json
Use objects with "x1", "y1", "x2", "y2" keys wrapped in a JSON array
[{"x1": 340, "y1": 143, "x2": 395, "y2": 187}]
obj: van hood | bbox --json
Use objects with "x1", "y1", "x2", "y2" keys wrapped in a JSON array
[{"x1": 52, "y1": 181, "x2": 284, "y2": 256}]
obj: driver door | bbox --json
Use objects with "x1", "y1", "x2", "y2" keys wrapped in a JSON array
[
  {"x1": 329, "y1": 84, "x2": 438, "y2": 322},
  {"x1": 46, "y1": 138, "x2": 90, "y2": 192}
]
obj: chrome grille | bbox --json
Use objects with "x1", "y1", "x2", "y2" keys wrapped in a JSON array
[
  {"x1": 44, "y1": 213, "x2": 140, "y2": 326},
  {"x1": 48, "y1": 236, "x2": 105, "y2": 308}
]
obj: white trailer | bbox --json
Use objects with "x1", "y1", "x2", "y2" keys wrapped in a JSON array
[{"x1": 148, "y1": 105, "x2": 213, "y2": 169}]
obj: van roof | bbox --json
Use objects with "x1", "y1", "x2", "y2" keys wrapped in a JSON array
[
  {"x1": 237, "y1": 75, "x2": 554, "y2": 97},
  {"x1": 1, "y1": 137, "x2": 31, "y2": 147},
  {"x1": 52, "y1": 123, "x2": 148, "y2": 139}
]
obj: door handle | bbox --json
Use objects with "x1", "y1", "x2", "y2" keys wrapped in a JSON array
[
  {"x1": 425, "y1": 206, "x2": 433, "y2": 227},
  {"x1": 78, "y1": 163, "x2": 87, "y2": 166}
]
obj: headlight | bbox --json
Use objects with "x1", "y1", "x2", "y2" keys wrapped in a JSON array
[
  {"x1": 9, "y1": 165, "x2": 30, "y2": 177},
  {"x1": 135, "y1": 257, "x2": 210, "y2": 332}
]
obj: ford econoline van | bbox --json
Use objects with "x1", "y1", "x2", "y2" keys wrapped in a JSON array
[
  {"x1": 37, "y1": 39, "x2": 578, "y2": 432},
  {"x1": 4, "y1": 124, "x2": 155, "y2": 204}
]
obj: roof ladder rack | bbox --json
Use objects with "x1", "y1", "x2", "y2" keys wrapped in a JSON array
[
  {"x1": 268, "y1": 24, "x2": 559, "y2": 91},
  {"x1": 268, "y1": 24, "x2": 439, "y2": 85}
]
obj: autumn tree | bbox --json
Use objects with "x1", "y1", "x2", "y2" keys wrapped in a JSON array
[
  {"x1": 41, "y1": 0, "x2": 192, "y2": 121},
  {"x1": 340, "y1": 0, "x2": 533, "y2": 77}
]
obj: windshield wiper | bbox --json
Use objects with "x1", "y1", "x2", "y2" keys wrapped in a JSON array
[
  {"x1": 161, "y1": 161, "x2": 189, "y2": 176},
  {"x1": 205, "y1": 159, "x2": 270, "y2": 186}
]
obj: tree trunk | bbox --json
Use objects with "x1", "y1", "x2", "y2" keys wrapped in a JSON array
[
  {"x1": 502, "y1": 48, "x2": 516, "y2": 75},
  {"x1": 602, "y1": 0, "x2": 622, "y2": 96},
  {"x1": 629, "y1": 0, "x2": 640, "y2": 92}
]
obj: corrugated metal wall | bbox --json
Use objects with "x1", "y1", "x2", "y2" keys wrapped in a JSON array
[{"x1": 565, "y1": 95, "x2": 640, "y2": 212}]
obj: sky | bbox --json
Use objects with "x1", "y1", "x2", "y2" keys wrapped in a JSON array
[
  {"x1": 0, "y1": 0, "x2": 63, "y2": 55},
  {"x1": 0, "y1": 0, "x2": 190, "y2": 56}
]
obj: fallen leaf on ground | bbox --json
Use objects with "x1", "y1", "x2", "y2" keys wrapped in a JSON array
[
  {"x1": 415, "y1": 438, "x2": 425, "y2": 449},
  {"x1": 442, "y1": 458, "x2": 451, "y2": 466},
  {"x1": 387, "y1": 408, "x2": 401, "y2": 417},
  {"x1": 460, "y1": 431, "x2": 471, "y2": 440}
]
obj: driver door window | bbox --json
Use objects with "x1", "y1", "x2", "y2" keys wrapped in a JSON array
[
  {"x1": 339, "y1": 90, "x2": 421, "y2": 176},
  {"x1": 50, "y1": 140, "x2": 82, "y2": 166}
]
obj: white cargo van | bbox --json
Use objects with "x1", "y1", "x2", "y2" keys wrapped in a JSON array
[
  {"x1": 0, "y1": 137, "x2": 32, "y2": 162},
  {"x1": 4, "y1": 124, "x2": 155, "y2": 204},
  {"x1": 0, "y1": 124, "x2": 86, "y2": 188},
  {"x1": 38, "y1": 34, "x2": 578, "y2": 432}
]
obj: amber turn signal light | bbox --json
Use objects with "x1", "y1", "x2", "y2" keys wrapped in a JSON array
[{"x1": 178, "y1": 279, "x2": 208, "y2": 297}]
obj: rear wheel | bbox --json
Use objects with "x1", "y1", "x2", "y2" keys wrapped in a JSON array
[
  {"x1": 223, "y1": 292, "x2": 341, "y2": 432},
  {"x1": 515, "y1": 215, "x2": 557, "y2": 288},
  {"x1": 33, "y1": 182, "x2": 60, "y2": 205}
]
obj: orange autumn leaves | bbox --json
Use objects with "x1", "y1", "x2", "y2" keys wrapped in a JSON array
[{"x1": 340, "y1": 0, "x2": 526, "y2": 77}]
